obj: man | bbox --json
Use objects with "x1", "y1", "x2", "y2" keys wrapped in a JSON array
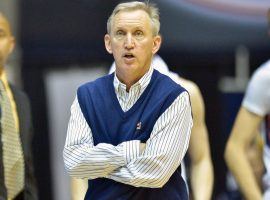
[
  {"x1": 224, "y1": 59, "x2": 270, "y2": 200},
  {"x1": 63, "y1": 1, "x2": 193, "y2": 200},
  {"x1": 0, "y1": 13, "x2": 38, "y2": 199},
  {"x1": 70, "y1": 55, "x2": 214, "y2": 200}
]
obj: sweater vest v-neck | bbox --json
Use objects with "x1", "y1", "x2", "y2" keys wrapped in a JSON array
[{"x1": 77, "y1": 70, "x2": 188, "y2": 200}]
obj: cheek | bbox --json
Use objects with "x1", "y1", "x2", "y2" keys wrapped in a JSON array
[
  {"x1": 111, "y1": 38, "x2": 123, "y2": 46},
  {"x1": 0, "y1": 42, "x2": 10, "y2": 54},
  {"x1": 140, "y1": 40, "x2": 154, "y2": 48},
  {"x1": 0, "y1": 51, "x2": 4, "y2": 62},
  {"x1": 0, "y1": 44, "x2": 5, "y2": 55},
  {"x1": 111, "y1": 42, "x2": 123, "y2": 53}
]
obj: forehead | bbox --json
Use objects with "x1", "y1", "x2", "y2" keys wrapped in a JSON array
[
  {"x1": 0, "y1": 15, "x2": 11, "y2": 34},
  {"x1": 112, "y1": 9, "x2": 151, "y2": 29}
]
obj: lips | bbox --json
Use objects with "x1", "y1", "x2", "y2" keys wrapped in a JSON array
[
  {"x1": 123, "y1": 53, "x2": 135, "y2": 63},
  {"x1": 123, "y1": 53, "x2": 135, "y2": 58}
]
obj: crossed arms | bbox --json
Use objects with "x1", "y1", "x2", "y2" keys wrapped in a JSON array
[{"x1": 63, "y1": 92, "x2": 193, "y2": 188}]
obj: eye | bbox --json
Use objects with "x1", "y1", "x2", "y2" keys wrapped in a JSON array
[
  {"x1": 134, "y1": 30, "x2": 143, "y2": 37},
  {"x1": 116, "y1": 30, "x2": 125, "y2": 36}
]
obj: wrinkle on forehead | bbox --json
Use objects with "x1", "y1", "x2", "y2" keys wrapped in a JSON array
[
  {"x1": 113, "y1": 10, "x2": 151, "y2": 29},
  {"x1": 114, "y1": 20, "x2": 145, "y2": 30}
]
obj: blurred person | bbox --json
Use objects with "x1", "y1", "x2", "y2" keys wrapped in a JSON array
[
  {"x1": 0, "y1": 12, "x2": 38, "y2": 199},
  {"x1": 224, "y1": 9, "x2": 270, "y2": 200},
  {"x1": 63, "y1": 1, "x2": 193, "y2": 200},
  {"x1": 224, "y1": 59, "x2": 270, "y2": 200},
  {"x1": 224, "y1": 132, "x2": 264, "y2": 200}
]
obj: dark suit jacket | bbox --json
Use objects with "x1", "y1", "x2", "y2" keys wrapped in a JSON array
[{"x1": 0, "y1": 85, "x2": 38, "y2": 200}]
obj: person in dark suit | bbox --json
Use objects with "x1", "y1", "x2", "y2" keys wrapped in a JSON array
[{"x1": 0, "y1": 12, "x2": 38, "y2": 200}]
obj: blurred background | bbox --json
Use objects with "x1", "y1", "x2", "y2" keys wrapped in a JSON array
[{"x1": 1, "y1": 0, "x2": 270, "y2": 199}]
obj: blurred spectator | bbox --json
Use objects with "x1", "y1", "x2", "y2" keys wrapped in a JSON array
[
  {"x1": 224, "y1": 58, "x2": 270, "y2": 200},
  {"x1": 225, "y1": 10, "x2": 270, "y2": 198},
  {"x1": 0, "y1": 12, "x2": 38, "y2": 200}
]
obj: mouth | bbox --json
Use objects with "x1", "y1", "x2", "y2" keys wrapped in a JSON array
[
  {"x1": 124, "y1": 52, "x2": 135, "y2": 58},
  {"x1": 123, "y1": 53, "x2": 135, "y2": 63}
]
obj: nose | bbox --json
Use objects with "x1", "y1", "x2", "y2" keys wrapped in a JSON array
[{"x1": 124, "y1": 33, "x2": 134, "y2": 49}]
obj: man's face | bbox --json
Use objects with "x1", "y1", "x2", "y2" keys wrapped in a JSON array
[
  {"x1": 104, "y1": 9, "x2": 161, "y2": 81},
  {"x1": 0, "y1": 15, "x2": 14, "y2": 67}
]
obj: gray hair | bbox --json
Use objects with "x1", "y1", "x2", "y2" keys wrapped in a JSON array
[{"x1": 107, "y1": 1, "x2": 160, "y2": 36}]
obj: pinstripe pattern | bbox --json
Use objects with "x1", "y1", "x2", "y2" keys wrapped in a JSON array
[{"x1": 63, "y1": 67, "x2": 193, "y2": 188}]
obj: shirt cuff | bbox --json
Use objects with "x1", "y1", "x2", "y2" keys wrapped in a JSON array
[{"x1": 122, "y1": 140, "x2": 141, "y2": 164}]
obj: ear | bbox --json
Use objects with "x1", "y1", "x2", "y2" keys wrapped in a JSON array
[
  {"x1": 152, "y1": 35, "x2": 162, "y2": 54},
  {"x1": 104, "y1": 34, "x2": 113, "y2": 54}
]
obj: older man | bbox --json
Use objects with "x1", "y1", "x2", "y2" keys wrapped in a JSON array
[
  {"x1": 70, "y1": 55, "x2": 214, "y2": 200},
  {"x1": 63, "y1": 1, "x2": 193, "y2": 200}
]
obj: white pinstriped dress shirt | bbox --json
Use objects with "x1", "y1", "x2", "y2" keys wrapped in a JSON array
[{"x1": 63, "y1": 66, "x2": 193, "y2": 188}]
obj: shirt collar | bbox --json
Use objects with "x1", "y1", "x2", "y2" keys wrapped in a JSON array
[{"x1": 113, "y1": 65, "x2": 154, "y2": 92}]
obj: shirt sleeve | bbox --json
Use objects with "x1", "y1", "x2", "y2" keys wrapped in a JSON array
[
  {"x1": 242, "y1": 66, "x2": 270, "y2": 116},
  {"x1": 107, "y1": 91, "x2": 193, "y2": 188},
  {"x1": 63, "y1": 96, "x2": 141, "y2": 179}
]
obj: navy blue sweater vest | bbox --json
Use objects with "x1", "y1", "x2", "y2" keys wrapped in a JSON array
[{"x1": 77, "y1": 70, "x2": 188, "y2": 200}]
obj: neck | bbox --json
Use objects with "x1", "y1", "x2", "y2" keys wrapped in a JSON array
[
  {"x1": 116, "y1": 74, "x2": 138, "y2": 92},
  {"x1": 116, "y1": 67, "x2": 150, "y2": 92}
]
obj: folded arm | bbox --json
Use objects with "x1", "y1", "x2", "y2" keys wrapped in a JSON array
[
  {"x1": 64, "y1": 92, "x2": 192, "y2": 188},
  {"x1": 107, "y1": 92, "x2": 193, "y2": 188},
  {"x1": 63, "y1": 97, "x2": 141, "y2": 179}
]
